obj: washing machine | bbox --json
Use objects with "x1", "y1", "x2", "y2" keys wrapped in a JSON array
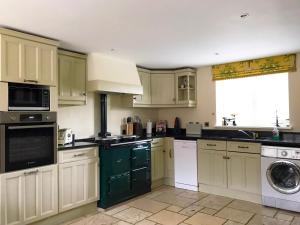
[{"x1": 261, "y1": 145, "x2": 300, "y2": 212}]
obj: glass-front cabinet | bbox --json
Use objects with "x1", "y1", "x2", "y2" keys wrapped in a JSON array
[{"x1": 175, "y1": 68, "x2": 196, "y2": 107}]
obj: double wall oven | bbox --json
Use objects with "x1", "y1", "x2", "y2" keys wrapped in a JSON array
[{"x1": 0, "y1": 111, "x2": 57, "y2": 173}]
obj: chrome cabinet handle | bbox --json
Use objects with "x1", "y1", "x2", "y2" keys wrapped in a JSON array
[
  {"x1": 238, "y1": 146, "x2": 249, "y2": 149},
  {"x1": 24, "y1": 79, "x2": 38, "y2": 83},
  {"x1": 24, "y1": 169, "x2": 39, "y2": 175},
  {"x1": 73, "y1": 153, "x2": 86, "y2": 157}
]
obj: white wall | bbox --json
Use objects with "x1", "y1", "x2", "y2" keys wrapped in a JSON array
[{"x1": 58, "y1": 93, "x2": 158, "y2": 139}]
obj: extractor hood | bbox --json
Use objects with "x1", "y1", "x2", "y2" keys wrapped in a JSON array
[{"x1": 87, "y1": 53, "x2": 143, "y2": 95}]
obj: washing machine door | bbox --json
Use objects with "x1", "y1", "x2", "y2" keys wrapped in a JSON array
[{"x1": 267, "y1": 160, "x2": 300, "y2": 194}]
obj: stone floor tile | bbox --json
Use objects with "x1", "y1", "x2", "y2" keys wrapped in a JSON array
[
  {"x1": 178, "y1": 190, "x2": 209, "y2": 200},
  {"x1": 215, "y1": 207, "x2": 253, "y2": 224},
  {"x1": 166, "y1": 205, "x2": 183, "y2": 212},
  {"x1": 113, "y1": 207, "x2": 152, "y2": 224},
  {"x1": 153, "y1": 193, "x2": 198, "y2": 207},
  {"x1": 227, "y1": 200, "x2": 277, "y2": 217},
  {"x1": 148, "y1": 210, "x2": 188, "y2": 225},
  {"x1": 135, "y1": 219, "x2": 157, "y2": 225},
  {"x1": 194, "y1": 195, "x2": 233, "y2": 210},
  {"x1": 223, "y1": 221, "x2": 243, "y2": 225},
  {"x1": 179, "y1": 205, "x2": 204, "y2": 216},
  {"x1": 275, "y1": 212, "x2": 294, "y2": 221},
  {"x1": 104, "y1": 205, "x2": 130, "y2": 215},
  {"x1": 247, "y1": 214, "x2": 291, "y2": 225},
  {"x1": 200, "y1": 208, "x2": 218, "y2": 215},
  {"x1": 184, "y1": 212, "x2": 226, "y2": 225},
  {"x1": 128, "y1": 198, "x2": 169, "y2": 213},
  {"x1": 292, "y1": 217, "x2": 300, "y2": 225},
  {"x1": 114, "y1": 221, "x2": 131, "y2": 225},
  {"x1": 78, "y1": 213, "x2": 119, "y2": 225}
]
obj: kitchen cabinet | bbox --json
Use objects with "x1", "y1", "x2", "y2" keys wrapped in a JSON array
[
  {"x1": 151, "y1": 138, "x2": 165, "y2": 186},
  {"x1": 151, "y1": 71, "x2": 176, "y2": 105},
  {"x1": 174, "y1": 140, "x2": 198, "y2": 191},
  {"x1": 0, "y1": 29, "x2": 58, "y2": 86},
  {"x1": 198, "y1": 149, "x2": 227, "y2": 188},
  {"x1": 164, "y1": 137, "x2": 175, "y2": 186},
  {"x1": 58, "y1": 50, "x2": 87, "y2": 105},
  {"x1": 175, "y1": 69, "x2": 197, "y2": 107},
  {"x1": 58, "y1": 147, "x2": 99, "y2": 212},
  {"x1": 133, "y1": 68, "x2": 151, "y2": 105},
  {"x1": 0, "y1": 164, "x2": 58, "y2": 225},
  {"x1": 227, "y1": 151, "x2": 261, "y2": 194}
]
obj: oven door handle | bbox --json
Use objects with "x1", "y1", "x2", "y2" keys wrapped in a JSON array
[{"x1": 8, "y1": 124, "x2": 55, "y2": 130}]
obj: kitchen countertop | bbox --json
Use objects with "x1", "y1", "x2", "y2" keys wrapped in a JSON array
[{"x1": 58, "y1": 141, "x2": 98, "y2": 151}]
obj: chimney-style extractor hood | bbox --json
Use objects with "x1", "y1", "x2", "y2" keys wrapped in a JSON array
[{"x1": 87, "y1": 53, "x2": 143, "y2": 95}]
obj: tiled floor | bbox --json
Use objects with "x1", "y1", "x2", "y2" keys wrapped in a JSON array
[{"x1": 64, "y1": 186, "x2": 300, "y2": 225}]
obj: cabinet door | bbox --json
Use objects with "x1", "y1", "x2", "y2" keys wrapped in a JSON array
[
  {"x1": 151, "y1": 146, "x2": 165, "y2": 181},
  {"x1": 151, "y1": 73, "x2": 175, "y2": 105},
  {"x1": 164, "y1": 138, "x2": 174, "y2": 181},
  {"x1": 134, "y1": 71, "x2": 151, "y2": 104},
  {"x1": 22, "y1": 40, "x2": 39, "y2": 83},
  {"x1": 72, "y1": 57, "x2": 86, "y2": 100},
  {"x1": 23, "y1": 169, "x2": 39, "y2": 224},
  {"x1": 86, "y1": 159, "x2": 99, "y2": 202},
  {"x1": 58, "y1": 55, "x2": 73, "y2": 98},
  {"x1": 59, "y1": 162, "x2": 74, "y2": 211},
  {"x1": 227, "y1": 152, "x2": 260, "y2": 194},
  {"x1": 1, "y1": 171, "x2": 24, "y2": 225},
  {"x1": 38, "y1": 44, "x2": 57, "y2": 86},
  {"x1": 198, "y1": 150, "x2": 227, "y2": 188},
  {"x1": 0, "y1": 35, "x2": 23, "y2": 83},
  {"x1": 39, "y1": 165, "x2": 58, "y2": 218}
]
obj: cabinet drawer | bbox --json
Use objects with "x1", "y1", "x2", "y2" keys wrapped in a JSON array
[
  {"x1": 58, "y1": 147, "x2": 98, "y2": 163},
  {"x1": 198, "y1": 140, "x2": 226, "y2": 151},
  {"x1": 151, "y1": 138, "x2": 164, "y2": 147},
  {"x1": 227, "y1": 141, "x2": 261, "y2": 154}
]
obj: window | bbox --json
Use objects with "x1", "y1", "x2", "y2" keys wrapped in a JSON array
[{"x1": 216, "y1": 73, "x2": 289, "y2": 127}]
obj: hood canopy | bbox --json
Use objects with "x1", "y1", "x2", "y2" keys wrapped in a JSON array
[{"x1": 87, "y1": 53, "x2": 143, "y2": 95}]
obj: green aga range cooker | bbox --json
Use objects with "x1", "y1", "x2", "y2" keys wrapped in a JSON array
[{"x1": 97, "y1": 139, "x2": 151, "y2": 208}]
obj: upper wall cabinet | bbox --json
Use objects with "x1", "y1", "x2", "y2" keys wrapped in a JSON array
[
  {"x1": 0, "y1": 28, "x2": 59, "y2": 86},
  {"x1": 58, "y1": 50, "x2": 87, "y2": 105},
  {"x1": 128, "y1": 68, "x2": 196, "y2": 108}
]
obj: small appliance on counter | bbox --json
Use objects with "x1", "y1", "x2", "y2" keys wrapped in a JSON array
[
  {"x1": 58, "y1": 128, "x2": 73, "y2": 145},
  {"x1": 122, "y1": 115, "x2": 143, "y2": 136},
  {"x1": 186, "y1": 122, "x2": 202, "y2": 137}
]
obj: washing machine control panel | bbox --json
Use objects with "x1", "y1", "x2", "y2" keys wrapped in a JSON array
[
  {"x1": 262, "y1": 146, "x2": 300, "y2": 159},
  {"x1": 292, "y1": 150, "x2": 300, "y2": 159}
]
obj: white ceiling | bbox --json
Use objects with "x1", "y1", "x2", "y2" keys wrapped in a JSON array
[{"x1": 0, "y1": 0, "x2": 299, "y2": 68}]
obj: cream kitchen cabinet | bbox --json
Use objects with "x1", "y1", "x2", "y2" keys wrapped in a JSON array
[
  {"x1": 227, "y1": 151, "x2": 261, "y2": 194},
  {"x1": 0, "y1": 29, "x2": 58, "y2": 86},
  {"x1": 58, "y1": 50, "x2": 87, "y2": 105},
  {"x1": 151, "y1": 138, "x2": 165, "y2": 186},
  {"x1": 164, "y1": 137, "x2": 175, "y2": 186},
  {"x1": 133, "y1": 68, "x2": 151, "y2": 105},
  {"x1": 151, "y1": 71, "x2": 176, "y2": 105},
  {"x1": 198, "y1": 149, "x2": 227, "y2": 188},
  {"x1": 0, "y1": 165, "x2": 58, "y2": 225},
  {"x1": 58, "y1": 147, "x2": 99, "y2": 212}
]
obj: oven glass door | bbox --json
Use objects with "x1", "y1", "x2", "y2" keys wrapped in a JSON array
[
  {"x1": 8, "y1": 84, "x2": 49, "y2": 111},
  {"x1": 267, "y1": 160, "x2": 300, "y2": 194},
  {"x1": 5, "y1": 124, "x2": 55, "y2": 172}
]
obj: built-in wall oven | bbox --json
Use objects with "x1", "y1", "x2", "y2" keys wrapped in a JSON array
[
  {"x1": 8, "y1": 83, "x2": 50, "y2": 111},
  {"x1": 0, "y1": 111, "x2": 57, "y2": 173}
]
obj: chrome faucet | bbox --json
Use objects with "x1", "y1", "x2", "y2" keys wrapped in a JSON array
[{"x1": 238, "y1": 130, "x2": 258, "y2": 139}]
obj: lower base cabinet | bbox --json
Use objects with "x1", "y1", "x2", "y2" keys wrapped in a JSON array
[
  {"x1": 227, "y1": 151, "x2": 261, "y2": 194},
  {"x1": 0, "y1": 164, "x2": 58, "y2": 225},
  {"x1": 59, "y1": 158, "x2": 99, "y2": 212}
]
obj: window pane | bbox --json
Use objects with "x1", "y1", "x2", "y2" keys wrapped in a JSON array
[{"x1": 216, "y1": 73, "x2": 289, "y2": 127}]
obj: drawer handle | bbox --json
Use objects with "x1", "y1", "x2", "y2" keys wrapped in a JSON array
[
  {"x1": 24, "y1": 169, "x2": 39, "y2": 175},
  {"x1": 169, "y1": 149, "x2": 172, "y2": 158},
  {"x1": 207, "y1": 144, "x2": 216, "y2": 147},
  {"x1": 73, "y1": 153, "x2": 86, "y2": 157},
  {"x1": 238, "y1": 146, "x2": 249, "y2": 149},
  {"x1": 116, "y1": 159, "x2": 123, "y2": 163},
  {"x1": 222, "y1": 156, "x2": 230, "y2": 160},
  {"x1": 24, "y1": 79, "x2": 38, "y2": 83}
]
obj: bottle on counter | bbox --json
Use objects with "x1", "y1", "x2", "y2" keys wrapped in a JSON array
[
  {"x1": 146, "y1": 120, "x2": 152, "y2": 136},
  {"x1": 272, "y1": 126, "x2": 280, "y2": 141}
]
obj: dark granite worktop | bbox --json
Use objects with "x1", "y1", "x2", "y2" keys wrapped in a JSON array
[{"x1": 58, "y1": 141, "x2": 98, "y2": 151}]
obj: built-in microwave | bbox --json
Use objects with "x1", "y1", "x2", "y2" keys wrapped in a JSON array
[{"x1": 8, "y1": 83, "x2": 50, "y2": 111}]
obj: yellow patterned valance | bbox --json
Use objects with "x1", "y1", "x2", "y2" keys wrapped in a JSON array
[{"x1": 212, "y1": 54, "x2": 296, "y2": 81}]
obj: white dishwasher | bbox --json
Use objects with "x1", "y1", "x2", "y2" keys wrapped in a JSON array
[{"x1": 174, "y1": 140, "x2": 198, "y2": 191}]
